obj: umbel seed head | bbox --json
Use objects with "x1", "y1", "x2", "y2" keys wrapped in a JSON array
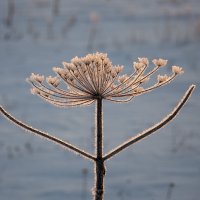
[{"x1": 27, "y1": 52, "x2": 183, "y2": 107}]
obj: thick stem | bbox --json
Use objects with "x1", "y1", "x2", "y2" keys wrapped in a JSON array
[
  {"x1": 96, "y1": 98, "x2": 103, "y2": 157},
  {"x1": 94, "y1": 98, "x2": 105, "y2": 200}
]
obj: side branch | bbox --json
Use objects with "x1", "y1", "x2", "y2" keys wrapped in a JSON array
[
  {"x1": 104, "y1": 84, "x2": 195, "y2": 161},
  {"x1": 0, "y1": 106, "x2": 96, "y2": 161}
]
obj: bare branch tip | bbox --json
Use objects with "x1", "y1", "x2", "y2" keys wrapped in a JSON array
[
  {"x1": 184, "y1": 84, "x2": 196, "y2": 99},
  {"x1": 0, "y1": 105, "x2": 5, "y2": 114},
  {"x1": 190, "y1": 84, "x2": 196, "y2": 90}
]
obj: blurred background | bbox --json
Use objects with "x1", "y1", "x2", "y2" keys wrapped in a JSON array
[{"x1": 0, "y1": 0, "x2": 199, "y2": 200}]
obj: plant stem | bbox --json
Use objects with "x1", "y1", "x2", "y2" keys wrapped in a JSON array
[
  {"x1": 94, "y1": 98, "x2": 105, "y2": 200},
  {"x1": 103, "y1": 84, "x2": 195, "y2": 160},
  {"x1": 0, "y1": 106, "x2": 95, "y2": 161}
]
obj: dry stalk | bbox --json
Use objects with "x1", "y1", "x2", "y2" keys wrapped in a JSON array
[{"x1": 0, "y1": 53, "x2": 196, "y2": 200}]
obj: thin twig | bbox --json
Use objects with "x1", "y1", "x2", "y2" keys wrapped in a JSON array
[
  {"x1": 103, "y1": 85, "x2": 195, "y2": 161},
  {"x1": 0, "y1": 106, "x2": 96, "y2": 161}
]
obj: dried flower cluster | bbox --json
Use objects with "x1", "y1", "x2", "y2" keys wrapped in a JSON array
[
  {"x1": 27, "y1": 52, "x2": 183, "y2": 107},
  {"x1": 1, "y1": 51, "x2": 195, "y2": 200}
]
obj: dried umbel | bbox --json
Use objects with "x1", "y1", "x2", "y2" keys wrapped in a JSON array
[
  {"x1": 27, "y1": 52, "x2": 184, "y2": 107},
  {"x1": 0, "y1": 52, "x2": 195, "y2": 200}
]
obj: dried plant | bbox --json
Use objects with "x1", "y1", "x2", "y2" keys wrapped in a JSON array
[{"x1": 0, "y1": 52, "x2": 195, "y2": 200}]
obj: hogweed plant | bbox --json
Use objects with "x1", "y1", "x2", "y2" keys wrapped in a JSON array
[{"x1": 0, "y1": 52, "x2": 196, "y2": 200}]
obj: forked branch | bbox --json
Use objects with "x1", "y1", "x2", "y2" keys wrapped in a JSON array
[
  {"x1": 103, "y1": 85, "x2": 195, "y2": 161},
  {"x1": 0, "y1": 106, "x2": 96, "y2": 161}
]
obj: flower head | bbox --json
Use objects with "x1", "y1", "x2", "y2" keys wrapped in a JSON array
[
  {"x1": 138, "y1": 57, "x2": 149, "y2": 66},
  {"x1": 31, "y1": 87, "x2": 40, "y2": 95},
  {"x1": 152, "y1": 58, "x2": 168, "y2": 67},
  {"x1": 118, "y1": 74, "x2": 128, "y2": 83},
  {"x1": 46, "y1": 76, "x2": 60, "y2": 87},
  {"x1": 27, "y1": 52, "x2": 183, "y2": 107},
  {"x1": 172, "y1": 66, "x2": 184, "y2": 74},
  {"x1": 30, "y1": 73, "x2": 44, "y2": 83},
  {"x1": 157, "y1": 74, "x2": 169, "y2": 83}
]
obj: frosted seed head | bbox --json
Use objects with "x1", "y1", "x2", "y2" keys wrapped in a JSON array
[
  {"x1": 115, "y1": 65, "x2": 124, "y2": 74},
  {"x1": 157, "y1": 74, "x2": 169, "y2": 83},
  {"x1": 29, "y1": 73, "x2": 36, "y2": 82},
  {"x1": 133, "y1": 62, "x2": 144, "y2": 71},
  {"x1": 83, "y1": 57, "x2": 91, "y2": 65},
  {"x1": 71, "y1": 57, "x2": 82, "y2": 67},
  {"x1": 71, "y1": 56, "x2": 79, "y2": 63},
  {"x1": 31, "y1": 88, "x2": 40, "y2": 95},
  {"x1": 53, "y1": 67, "x2": 63, "y2": 75},
  {"x1": 68, "y1": 75, "x2": 74, "y2": 82},
  {"x1": 111, "y1": 69, "x2": 117, "y2": 78},
  {"x1": 78, "y1": 61, "x2": 86, "y2": 69},
  {"x1": 82, "y1": 66, "x2": 87, "y2": 73},
  {"x1": 46, "y1": 76, "x2": 53, "y2": 84},
  {"x1": 103, "y1": 58, "x2": 112, "y2": 68},
  {"x1": 96, "y1": 52, "x2": 108, "y2": 60},
  {"x1": 172, "y1": 66, "x2": 184, "y2": 74},
  {"x1": 29, "y1": 73, "x2": 44, "y2": 83},
  {"x1": 94, "y1": 58, "x2": 101, "y2": 67},
  {"x1": 46, "y1": 76, "x2": 60, "y2": 87},
  {"x1": 118, "y1": 74, "x2": 128, "y2": 83},
  {"x1": 36, "y1": 74, "x2": 44, "y2": 83},
  {"x1": 152, "y1": 58, "x2": 168, "y2": 67},
  {"x1": 73, "y1": 70, "x2": 79, "y2": 77},
  {"x1": 28, "y1": 53, "x2": 184, "y2": 105},
  {"x1": 87, "y1": 54, "x2": 95, "y2": 63},
  {"x1": 62, "y1": 61, "x2": 69, "y2": 68},
  {"x1": 61, "y1": 69, "x2": 69, "y2": 77},
  {"x1": 105, "y1": 66, "x2": 112, "y2": 73},
  {"x1": 54, "y1": 79, "x2": 60, "y2": 87},
  {"x1": 70, "y1": 64, "x2": 76, "y2": 71},
  {"x1": 62, "y1": 62, "x2": 75, "y2": 71},
  {"x1": 138, "y1": 57, "x2": 149, "y2": 66}
]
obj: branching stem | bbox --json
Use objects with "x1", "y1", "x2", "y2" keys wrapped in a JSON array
[
  {"x1": 0, "y1": 84, "x2": 195, "y2": 200},
  {"x1": 103, "y1": 85, "x2": 195, "y2": 161},
  {"x1": 0, "y1": 106, "x2": 96, "y2": 161}
]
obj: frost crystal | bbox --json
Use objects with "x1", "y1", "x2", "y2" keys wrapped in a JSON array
[{"x1": 27, "y1": 52, "x2": 183, "y2": 107}]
